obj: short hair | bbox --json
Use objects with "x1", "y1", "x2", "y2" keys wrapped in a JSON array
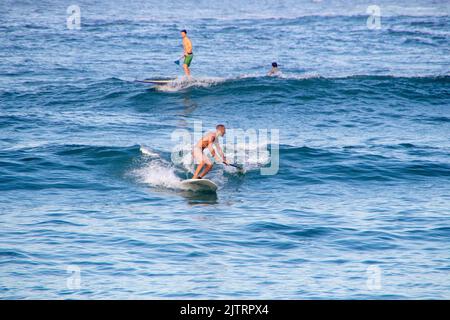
[
  {"x1": 216, "y1": 124, "x2": 225, "y2": 130},
  {"x1": 181, "y1": 29, "x2": 187, "y2": 34},
  {"x1": 272, "y1": 62, "x2": 278, "y2": 68}
]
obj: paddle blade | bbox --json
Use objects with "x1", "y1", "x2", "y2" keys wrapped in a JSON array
[
  {"x1": 174, "y1": 60, "x2": 180, "y2": 65},
  {"x1": 229, "y1": 163, "x2": 244, "y2": 171}
]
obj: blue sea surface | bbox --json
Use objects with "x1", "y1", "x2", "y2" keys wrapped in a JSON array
[{"x1": 0, "y1": 0, "x2": 449, "y2": 299}]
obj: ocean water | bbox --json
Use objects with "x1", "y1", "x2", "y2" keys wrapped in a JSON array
[{"x1": 1, "y1": 0, "x2": 449, "y2": 299}]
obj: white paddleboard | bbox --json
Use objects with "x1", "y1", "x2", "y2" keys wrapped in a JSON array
[
  {"x1": 135, "y1": 78, "x2": 175, "y2": 85},
  {"x1": 181, "y1": 179, "x2": 218, "y2": 193}
]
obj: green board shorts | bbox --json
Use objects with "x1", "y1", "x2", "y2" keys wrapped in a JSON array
[{"x1": 184, "y1": 53, "x2": 193, "y2": 67}]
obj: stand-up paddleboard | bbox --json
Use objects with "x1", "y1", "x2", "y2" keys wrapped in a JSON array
[
  {"x1": 135, "y1": 78, "x2": 175, "y2": 85},
  {"x1": 181, "y1": 179, "x2": 218, "y2": 193}
]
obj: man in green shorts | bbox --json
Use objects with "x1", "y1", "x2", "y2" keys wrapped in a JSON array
[{"x1": 181, "y1": 29, "x2": 193, "y2": 78}]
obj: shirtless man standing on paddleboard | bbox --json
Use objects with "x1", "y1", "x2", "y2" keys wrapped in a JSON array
[
  {"x1": 192, "y1": 125, "x2": 228, "y2": 179},
  {"x1": 181, "y1": 29, "x2": 193, "y2": 78}
]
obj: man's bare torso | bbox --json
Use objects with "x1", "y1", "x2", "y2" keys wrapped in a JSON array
[
  {"x1": 195, "y1": 132, "x2": 216, "y2": 150},
  {"x1": 183, "y1": 37, "x2": 193, "y2": 54}
]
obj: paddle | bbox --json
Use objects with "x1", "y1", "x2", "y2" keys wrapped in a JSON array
[
  {"x1": 174, "y1": 55, "x2": 184, "y2": 65},
  {"x1": 224, "y1": 162, "x2": 244, "y2": 171}
]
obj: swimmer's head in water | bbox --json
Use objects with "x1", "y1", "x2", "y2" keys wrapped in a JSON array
[{"x1": 216, "y1": 124, "x2": 226, "y2": 137}]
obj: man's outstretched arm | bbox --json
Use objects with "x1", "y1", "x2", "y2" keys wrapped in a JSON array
[
  {"x1": 214, "y1": 140, "x2": 227, "y2": 164},
  {"x1": 207, "y1": 142, "x2": 220, "y2": 163}
]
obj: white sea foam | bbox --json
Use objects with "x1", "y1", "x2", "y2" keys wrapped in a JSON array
[
  {"x1": 139, "y1": 145, "x2": 159, "y2": 157},
  {"x1": 133, "y1": 147, "x2": 183, "y2": 189},
  {"x1": 133, "y1": 160, "x2": 183, "y2": 189},
  {"x1": 154, "y1": 76, "x2": 226, "y2": 92}
]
